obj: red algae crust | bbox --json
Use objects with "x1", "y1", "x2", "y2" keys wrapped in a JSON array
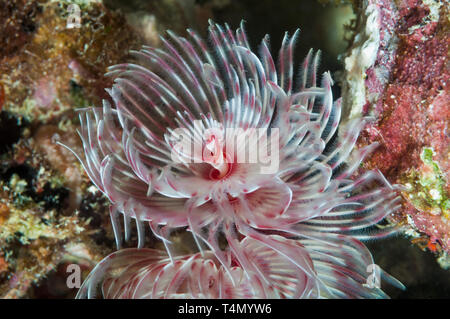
[{"x1": 344, "y1": 0, "x2": 449, "y2": 257}]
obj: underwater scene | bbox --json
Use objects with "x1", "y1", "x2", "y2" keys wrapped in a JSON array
[{"x1": 0, "y1": 0, "x2": 448, "y2": 299}]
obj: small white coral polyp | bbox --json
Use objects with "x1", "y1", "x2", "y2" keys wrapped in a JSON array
[{"x1": 66, "y1": 21, "x2": 404, "y2": 298}]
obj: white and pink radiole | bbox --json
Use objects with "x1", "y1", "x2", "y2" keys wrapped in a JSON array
[{"x1": 61, "y1": 20, "x2": 405, "y2": 298}]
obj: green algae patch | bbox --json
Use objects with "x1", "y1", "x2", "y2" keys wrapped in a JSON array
[{"x1": 403, "y1": 147, "x2": 449, "y2": 219}]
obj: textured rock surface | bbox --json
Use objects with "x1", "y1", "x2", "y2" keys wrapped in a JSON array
[
  {"x1": 343, "y1": 0, "x2": 449, "y2": 260},
  {"x1": 0, "y1": 0, "x2": 144, "y2": 298}
]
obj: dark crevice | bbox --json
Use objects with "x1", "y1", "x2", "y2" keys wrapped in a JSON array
[{"x1": 0, "y1": 111, "x2": 26, "y2": 155}]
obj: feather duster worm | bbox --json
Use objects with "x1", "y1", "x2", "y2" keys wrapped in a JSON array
[
  {"x1": 62, "y1": 21, "x2": 405, "y2": 298},
  {"x1": 76, "y1": 235, "x2": 400, "y2": 299}
]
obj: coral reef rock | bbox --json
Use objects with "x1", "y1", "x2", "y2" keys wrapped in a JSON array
[{"x1": 343, "y1": 0, "x2": 449, "y2": 259}]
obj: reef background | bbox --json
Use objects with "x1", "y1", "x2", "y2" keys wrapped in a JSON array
[{"x1": 0, "y1": 0, "x2": 448, "y2": 298}]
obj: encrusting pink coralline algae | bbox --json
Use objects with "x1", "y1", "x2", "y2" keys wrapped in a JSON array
[{"x1": 62, "y1": 21, "x2": 405, "y2": 299}]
